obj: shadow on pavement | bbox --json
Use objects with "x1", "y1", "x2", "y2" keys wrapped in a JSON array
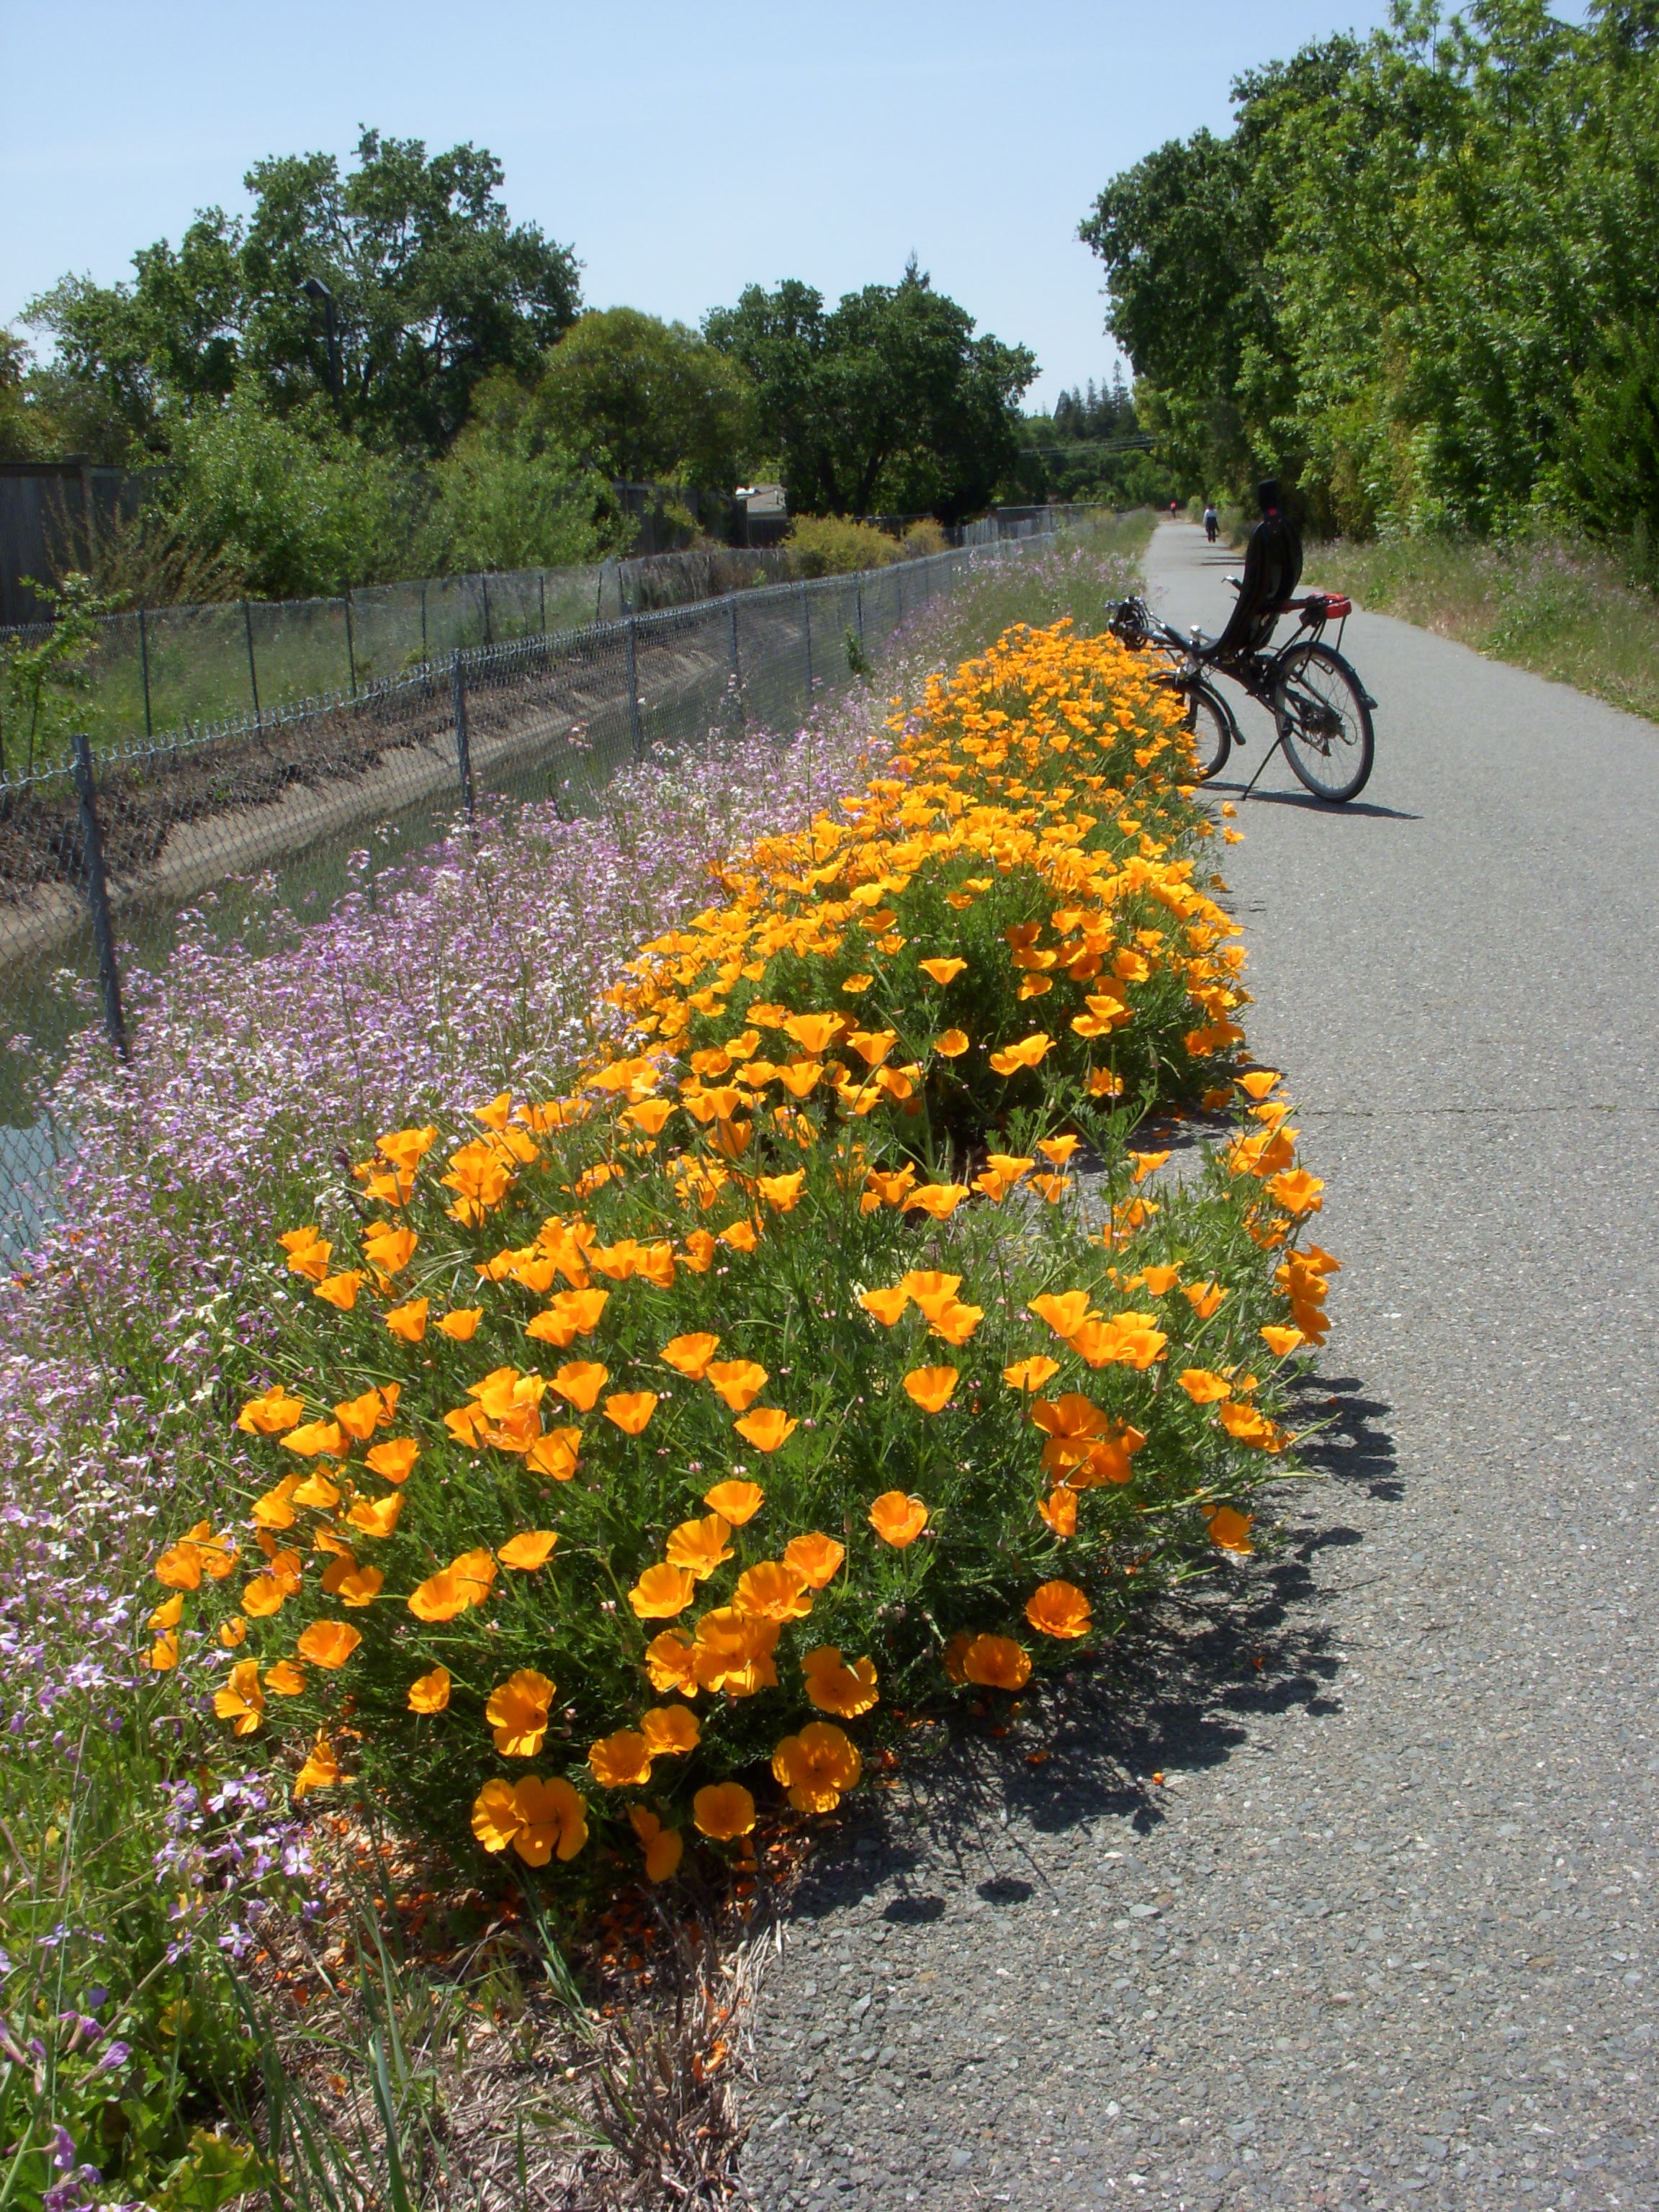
[{"x1": 770, "y1": 1365, "x2": 1402, "y2": 1931}]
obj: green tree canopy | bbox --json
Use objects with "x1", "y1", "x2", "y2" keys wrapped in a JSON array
[
  {"x1": 27, "y1": 130, "x2": 580, "y2": 459},
  {"x1": 1081, "y1": 3, "x2": 1659, "y2": 541},
  {"x1": 527, "y1": 308, "x2": 753, "y2": 486},
  {"x1": 705, "y1": 264, "x2": 1036, "y2": 521}
]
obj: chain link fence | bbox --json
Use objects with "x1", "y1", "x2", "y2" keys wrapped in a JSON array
[{"x1": 0, "y1": 525, "x2": 1071, "y2": 1256}]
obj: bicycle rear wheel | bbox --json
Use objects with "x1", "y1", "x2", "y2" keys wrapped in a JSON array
[
  {"x1": 1273, "y1": 642, "x2": 1374, "y2": 801},
  {"x1": 1178, "y1": 678, "x2": 1232, "y2": 783}
]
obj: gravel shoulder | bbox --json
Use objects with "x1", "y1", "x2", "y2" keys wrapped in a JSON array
[{"x1": 734, "y1": 523, "x2": 1659, "y2": 2212}]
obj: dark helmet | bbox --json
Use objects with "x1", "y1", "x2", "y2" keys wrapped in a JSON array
[{"x1": 1257, "y1": 479, "x2": 1281, "y2": 514}]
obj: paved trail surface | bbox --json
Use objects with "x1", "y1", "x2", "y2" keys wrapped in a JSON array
[{"x1": 738, "y1": 523, "x2": 1658, "y2": 2212}]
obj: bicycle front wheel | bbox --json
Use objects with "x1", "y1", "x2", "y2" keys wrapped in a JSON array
[
  {"x1": 1179, "y1": 678, "x2": 1232, "y2": 783},
  {"x1": 1273, "y1": 642, "x2": 1374, "y2": 801}
]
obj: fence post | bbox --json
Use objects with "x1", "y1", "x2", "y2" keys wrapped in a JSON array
[
  {"x1": 420, "y1": 582, "x2": 428, "y2": 667},
  {"x1": 138, "y1": 606, "x2": 153, "y2": 739},
  {"x1": 344, "y1": 589, "x2": 358, "y2": 698},
  {"x1": 451, "y1": 650, "x2": 475, "y2": 819},
  {"x1": 243, "y1": 601, "x2": 261, "y2": 727},
  {"x1": 482, "y1": 573, "x2": 493, "y2": 648},
  {"x1": 728, "y1": 598, "x2": 745, "y2": 729},
  {"x1": 539, "y1": 571, "x2": 547, "y2": 635},
  {"x1": 801, "y1": 582, "x2": 813, "y2": 699},
  {"x1": 625, "y1": 617, "x2": 644, "y2": 761},
  {"x1": 896, "y1": 564, "x2": 904, "y2": 625},
  {"x1": 856, "y1": 577, "x2": 865, "y2": 644},
  {"x1": 71, "y1": 732, "x2": 128, "y2": 1061}
]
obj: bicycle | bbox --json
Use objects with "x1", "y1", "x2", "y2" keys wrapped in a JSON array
[{"x1": 1107, "y1": 590, "x2": 1377, "y2": 803}]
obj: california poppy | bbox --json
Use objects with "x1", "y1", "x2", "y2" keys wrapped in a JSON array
[
  {"x1": 553, "y1": 1362, "x2": 609, "y2": 1411},
  {"x1": 588, "y1": 1730, "x2": 655, "y2": 1789},
  {"x1": 703, "y1": 1478, "x2": 764, "y2": 1524},
  {"x1": 802, "y1": 1645, "x2": 878, "y2": 1718},
  {"x1": 1025, "y1": 1580, "x2": 1092, "y2": 1639},
  {"x1": 903, "y1": 1367, "x2": 958, "y2": 1413},
  {"x1": 629, "y1": 1806, "x2": 684, "y2": 1882},
  {"x1": 297, "y1": 1619, "x2": 361, "y2": 1670},
  {"x1": 961, "y1": 1635, "x2": 1031, "y2": 1691},
  {"x1": 364, "y1": 1437, "x2": 418, "y2": 1483},
  {"x1": 773, "y1": 1722, "x2": 863, "y2": 1813},
  {"x1": 783, "y1": 1532, "x2": 845, "y2": 1588},
  {"x1": 628, "y1": 1564, "x2": 696, "y2": 1619},
  {"x1": 704, "y1": 1359, "x2": 768, "y2": 1412},
  {"x1": 497, "y1": 1530, "x2": 559, "y2": 1570},
  {"x1": 408, "y1": 1665, "x2": 451, "y2": 1713},
  {"x1": 665, "y1": 1515, "x2": 734, "y2": 1581},
  {"x1": 604, "y1": 1390, "x2": 658, "y2": 1436},
  {"x1": 640, "y1": 1705, "x2": 700, "y2": 1756},
  {"x1": 734, "y1": 1407, "x2": 797, "y2": 1453},
  {"x1": 868, "y1": 1491, "x2": 929, "y2": 1547},
  {"x1": 732, "y1": 1560, "x2": 813, "y2": 1623},
  {"x1": 692, "y1": 1781, "x2": 757, "y2": 1840}
]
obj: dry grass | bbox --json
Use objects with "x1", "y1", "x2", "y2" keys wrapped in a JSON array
[{"x1": 1302, "y1": 534, "x2": 1659, "y2": 727}]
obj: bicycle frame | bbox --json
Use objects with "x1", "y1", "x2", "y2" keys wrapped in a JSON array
[{"x1": 1110, "y1": 592, "x2": 1370, "y2": 799}]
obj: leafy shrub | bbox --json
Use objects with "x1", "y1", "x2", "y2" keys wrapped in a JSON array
[
  {"x1": 900, "y1": 519, "x2": 950, "y2": 557},
  {"x1": 144, "y1": 621, "x2": 1332, "y2": 1890},
  {"x1": 784, "y1": 514, "x2": 902, "y2": 576}
]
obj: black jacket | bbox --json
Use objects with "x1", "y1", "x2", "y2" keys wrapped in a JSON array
[{"x1": 1213, "y1": 509, "x2": 1302, "y2": 661}]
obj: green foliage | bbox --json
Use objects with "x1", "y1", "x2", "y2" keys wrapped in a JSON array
[
  {"x1": 161, "y1": 386, "x2": 413, "y2": 598},
  {"x1": 530, "y1": 308, "x2": 754, "y2": 487},
  {"x1": 0, "y1": 571, "x2": 117, "y2": 774},
  {"x1": 784, "y1": 514, "x2": 903, "y2": 575},
  {"x1": 1082, "y1": 6, "x2": 1659, "y2": 544},
  {"x1": 1010, "y1": 370, "x2": 1182, "y2": 507},
  {"x1": 706, "y1": 261, "x2": 1036, "y2": 521},
  {"x1": 418, "y1": 373, "x2": 619, "y2": 575},
  {"x1": 24, "y1": 129, "x2": 579, "y2": 461}
]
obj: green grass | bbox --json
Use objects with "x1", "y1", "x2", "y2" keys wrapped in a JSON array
[{"x1": 1302, "y1": 534, "x2": 1659, "y2": 727}]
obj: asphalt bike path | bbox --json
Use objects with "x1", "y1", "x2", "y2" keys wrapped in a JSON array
[{"x1": 737, "y1": 522, "x2": 1659, "y2": 2212}]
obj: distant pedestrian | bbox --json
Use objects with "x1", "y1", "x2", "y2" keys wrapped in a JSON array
[
  {"x1": 1169, "y1": 500, "x2": 1179, "y2": 520},
  {"x1": 1204, "y1": 502, "x2": 1219, "y2": 543}
]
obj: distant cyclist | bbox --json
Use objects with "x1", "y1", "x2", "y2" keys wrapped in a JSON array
[{"x1": 1203, "y1": 501, "x2": 1219, "y2": 544}]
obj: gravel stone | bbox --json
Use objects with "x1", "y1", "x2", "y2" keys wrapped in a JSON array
[{"x1": 733, "y1": 524, "x2": 1659, "y2": 2211}]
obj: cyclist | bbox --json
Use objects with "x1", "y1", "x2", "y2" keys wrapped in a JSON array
[
  {"x1": 1208, "y1": 478, "x2": 1301, "y2": 667},
  {"x1": 1202, "y1": 500, "x2": 1219, "y2": 544}
]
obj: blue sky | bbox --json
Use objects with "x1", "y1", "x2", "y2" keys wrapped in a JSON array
[{"x1": 4, "y1": 0, "x2": 1409, "y2": 410}]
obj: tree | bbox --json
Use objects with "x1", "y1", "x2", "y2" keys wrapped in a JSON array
[
  {"x1": 25, "y1": 131, "x2": 581, "y2": 458},
  {"x1": 420, "y1": 371, "x2": 619, "y2": 574},
  {"x1": 528, "y1": 309, "x2": 753, "y2": 486},
  {"x1": 705, "y1": 264, "x2": 1036, "y2": 521}
]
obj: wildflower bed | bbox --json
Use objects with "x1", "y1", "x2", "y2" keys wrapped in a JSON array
[{"x1": 148, "y1": 619, "x2": 1334, "y2": 1889}]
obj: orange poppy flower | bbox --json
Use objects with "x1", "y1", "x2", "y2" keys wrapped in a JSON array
[
  {"x1": 734, "y1": 1407, "x2": 797, "y2": 1453},
  {"x1": 1205, "y1": 1504, "x2": 1254, "y2": 1554},
  {"x1": 933, "y1": 1028, "x2": 971, "y2": 1058},
  {"x1": 703, "y1": 1359, "x2": 769, "y2": 1412},
  {"x1": 472, "y1": 1775, "x2": 588, "y2": 1864},
  {"x1": 362, "y1": 1224, "x2": 417, "y2": 1276},
  {"x1": 604, "y1": 1390, "x2": 659, "y2": 1436},
  {"x1": 1178, "y1": 1369, "x2": 1233, "y2": 1405},
  {"x1": 436, "y1": 1307, "x2": 483, "y2": 1341},
  {"x1": 757, "y1": 1171, "x2": 806, "y2": 1212},
  {"x1": 1238, "y1": 1069, "x2": 1280, "y2": 1099},
  {"x1": 143, "y1": 1630, "x2": 179, "y2": 1672},
  {"x1": 408, "y1": 1665, "x2": 451, "y2": 1713},
  {"x1": 588, "y1": 1730, "x2": 655, "y2": 1789},
  {"x1": 526, "y1": 1426, "x2": 582, "y2": 1480},
  {"x1": 293, "y1": 1731, "x2": 346, "y2": 1799},
  {"x1": 927, "y1": 1299, "x2": 984, "y2": 1346},
  {"x1": 1140, "y1": 1264, "x2": 1180, "y2": 1295},
  {"x1": 1260, "y1": 1324, "x2": 1304, "y2": 1356},
  {"x1": 681, "y1": 1228, "x2": 718, "y2": 1272},
  {"x1": 1128, "y1": 1149, "x2": 1171, "y2": 1184},
  {"x1": 347, "y1": 1493, "x2": 403, "y2": 1539},
  {"x1": 802, "y1": 1645, "x2": 878, "y2": 1718},
  {"x1": 988, "y1": 1032, "x2": 1053, "y2": 1074},
  {"x1": 264, "y1": 1660, "x2": 307, "y2": 1697},
  {"x1": 1003, "y1": 1355, "x2": 1062, "y2": 1393},
  {"x1": 665, "y1": 1515, "x2": 734, "y2": 1582},
  {"x1": 772, "y1": 1722, "x2": 863, "y2": 1813},
  {"x1": 640, "y1": 1705, "x2": 701, "y2": 1757},
  {"x1": 296, "y1": 1619, "x2": 361, "y2": 1670},
  {"x1": 691, "y1": 1607, "x2": 780, "y2": 1696},
  {"x1": 364, "y1": 1437, "x2": 419, "y2": 1484},
  {"x1": 868, "y1": 1491, "x2": 929, "y2": 1547},
  {"x1": 241, "y1": 1575, "x2": 287, "y2": 1619},
  {"x1": 291, "y1": 1468, "x2": 341, "y2": 1510},
  {"x1": 148, "y1": 1591, "x2": 184, "y2": 1630},
  {"x1": 237, "y1": 1385, "x2": 306, "y2": 1436},
  {"x1": 783, "y1": 1532, "x2": 845, "y2": 1588},
  {"x1": 629, "y1": 1807, "x2": 684, "y2": 1882},
  {"x1": 903, "y1": 1182, "x2": 971, "y2": 1220},
  {"x1": 919, "y1": 957, "x2": 968, "y2": 985},
  {"x1": 732, "y1": 1560, "x2": 814, "y2": 1623},
  {"x1": 858, "y1": 1285, "x2": 909, "y2": 1326},
  {"x1": 961, "y1": 1635, "x2": 1031, "y2": 1691},
  {"x1": 1037, "y1": 1486, "x2": 1078, "y2": 1538},
  {"x1": 783, "y1": 1013, "x2": 845, "y2": 1055},
  {"x1": 1025, "y1": 1580, "x2": 1092, "y2": 1639},
  {"x1": 486, "y1": 1668, "x2": 555, "y2": 1756},
  {"x1": 703, "y1": 1479, "x2": 764, "y2": 1525},
  {"x1": 902, "y1": 1367, "x2": 958, "y2": 1413},
  {"x1": 314, "y1": 1272, "x2": 367, "y2": 1310},
  {"x1": 1183, "y1": 1280, "x2": 1228, "y2": 1319},
  {"x1": 552, "y1": 1361, "x2": 609, "y2": 1411},
  {"x1": 331, "y1": 1565, "x2": 384, "y2": 1607},
  {"x1": 280, "y1": 1419, "x2": 345, "y2": 1460},
  {"x1": 1028, "y1": 1290, "x2": 1095, "y2": 1340},
  {"x1": 643, "y1": 1630, "x2": 700, "y2": 1696},
  {"x1": 661, "y1": 1331, "x2": 721, "y2": 1378},
  {"x1": 497, "y1": 1530, "x2": 559, "y2": 1570},
  {"x1": 628, "y1": 1564, "x2": 697, "y2": 1619},
  {"x1": 692, "y1": 1781, "x2": 757, "y2": 1840},
  {"x1": 1267, "y1": 1169, "x2": 1324, "y2": 1215},
  {"x1": 215, "y1": 1660, "x2": 265, "y2": 1735}
]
